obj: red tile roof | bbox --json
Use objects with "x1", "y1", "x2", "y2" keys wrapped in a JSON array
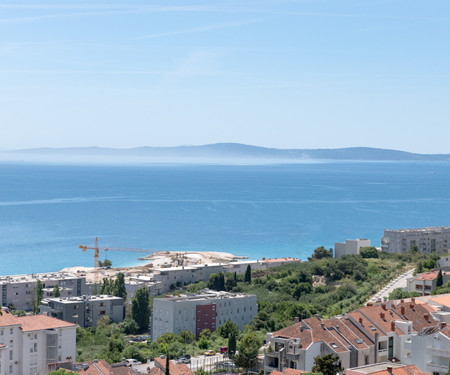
[
  {"x1": 154, "y1": 357, "x2": 195, "y2": 375},
  {"x1": 368, "y1": 364, "x2": 430, "y2": 375},
  {"x1": 0, "y1": 309, "x2": 21, "y2": 327},
  {"x1": 17, "y1": 315, "x2": 76, "y2": 332},
  {"x1": 261, "y1": 258, "x2": 300, "y2": 263},
  {"x1": 77, "y1": 360, "x2": 135, "y2": 375},
  {"x1": 270, "y1": 369, "x2": 308, "y2": 375}
]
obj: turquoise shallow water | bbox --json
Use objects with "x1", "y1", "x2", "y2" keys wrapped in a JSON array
[{"x1": 0, "y1": 161, "x2": 449, "y2": 275}]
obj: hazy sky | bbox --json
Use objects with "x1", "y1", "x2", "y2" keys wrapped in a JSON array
[{"x1": 1, "y1": 1, "x2": 449, "y2": 153}]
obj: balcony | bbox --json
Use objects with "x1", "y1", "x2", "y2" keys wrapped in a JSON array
[
  {"x1": 427, "y1": 346, "x2": 450, "y2": 356},
  {"x1": 427, "y1": 361, "x2": 449, "y2": 372}
]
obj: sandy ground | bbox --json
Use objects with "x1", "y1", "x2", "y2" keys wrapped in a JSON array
[{"x1": 61, "y1": 251, "x2": 243, "y2": 283}]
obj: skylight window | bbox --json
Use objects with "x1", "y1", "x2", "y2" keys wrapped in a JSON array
[
  {"x1": 369, "y1": 326, "x2": 376, "y2": 331},
  {"x1": 330, "y1": 343, "x2": 338, "y2": 349},
  {"x1": 355, "y1": 339, "x2": 363, "y2": 344}
]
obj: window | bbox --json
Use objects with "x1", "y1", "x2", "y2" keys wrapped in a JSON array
[
  {"x1": 9, "y1": 350, "x2": 13, "y2": 360},
  {"x1": 355, "y1": 339, "x2": 363, "y2": 344},
  {"x1": 9, "y1": 329, "x2": 13, "y2": 334},
  {"x1": 369, "y1": 326, "x2": 376, "y2": 331},
  {"x1": 330, "y1": 343, "x2": 338, "y2": 349},
  {"x1": 100, "y1": 310, "x2": 105, "y2": 315}
]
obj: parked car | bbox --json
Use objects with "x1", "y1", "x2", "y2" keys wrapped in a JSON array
[
  {"x1": 203, "y1": 350, "x2": 216, "y2": 356},
  {"x1": 177, "y1": 357, "x2": 191, "y2": 364},
  {"x1": 125, "y1": 359, "x2": 142, "y2": 366}
]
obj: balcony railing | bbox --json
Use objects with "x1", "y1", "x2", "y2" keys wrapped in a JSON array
[{"x1": 427, "y1": 346, "x2": 450, "y2": 356}]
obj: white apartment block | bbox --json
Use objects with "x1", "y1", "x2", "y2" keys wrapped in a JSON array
[
  {"x1": 381, "y1": 227, "x2": 450, "y2": 253},
  {"x1": 0, "y1": 272, "x2": 87, "y2": 311},
  {"x1": 335, "y1": 239, "x2": 371, "y2": 258},
  {"x1": 39, "y1": 295, "x2": 125, "y2": 328},
  {"x1": 151, "y1": 289, "x2": 257, "y2": 341},
  {"x1": 264, "y1": 300, "x2": 438, "y2": 374},
  {"x1": 403, "y1": 325, "x2": 450, "y2": 375},
  {"x1": 0, "y1": 307, "x2": 76, "y2": 375}
]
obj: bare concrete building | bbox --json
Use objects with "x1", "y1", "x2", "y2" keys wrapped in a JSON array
[
  {"x1": 0, "y1": 272, "x2": 87, "y2": 311},
  {"x1": 335, "y1": 239, "x2": 371, "y2": 258},
  {"x1": 151, "y1": 289, "x2": 257, "y2": 341},
  {"x1": 381, "y1": 227, "x2": 450, "y2": 253},
  {"x1": 39, "y1": 295, "x2": 125, "y2": 328}
]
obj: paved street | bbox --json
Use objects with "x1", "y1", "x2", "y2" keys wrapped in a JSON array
[{"x1": 368, "y1": 268, "x2": 415, "y2": 303}]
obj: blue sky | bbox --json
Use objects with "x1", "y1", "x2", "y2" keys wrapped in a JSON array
[{"x1": 1, "y1": 1, "x2": 449, "y2": 153}]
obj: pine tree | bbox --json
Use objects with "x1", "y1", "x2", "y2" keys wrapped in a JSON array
[
  {"x1": 437, "y1": 269, "x2": 444, "y2": 287},
  {"x1": 244, "y1": 265, "x2": 252, "y2": 284},
  {"x1": 132, "y1": 287, "x2": 150, "y2": 332},
  {"x1": 228, "y1": 333, "x2": 237, "y2": 358},
  {"x1": 32, "y1": 280, "x2": 44, "y2": 314},
  {"x1": 165, "y1": 352, "x2": 170, "y2": 375},
  {"x1": 53, "y1": 285, "x2": 61, "y2": 298},
  {"x1": 114, "y1": 272, "x2": 127, "y2": 299}
]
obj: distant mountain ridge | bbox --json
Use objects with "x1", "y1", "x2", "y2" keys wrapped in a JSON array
[{"x1": 4, "y1": 143, "x2": 450, "y2": 161}]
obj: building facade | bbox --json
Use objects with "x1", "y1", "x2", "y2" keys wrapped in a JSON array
[
  {"x1": 381, "y1": 227, "x2": 450, "y2": 253},
  {"x1": 0, "y1": 272, "x2": 87, "y2": 311},
  {"x1": 335, "y1": 239, "x2": 371, "y2": 258},
  {"x1": 39, "y1": 295, "x2": 125, "y2": 328},
  {"x1": 406, "y1": 271, "x2": 450, "y2": 296},
  {"x1": 0, "y1": 308, "x2": 76, "y2": 375},
  {"x1": 264, "y1": 301, "x2": 438, "y2": 374},
  {"x1": 151, "y1": 290, "x2": 257, "y2": 341}
]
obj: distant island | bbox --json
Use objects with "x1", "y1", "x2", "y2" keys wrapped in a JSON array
[{"x1": 2, "y1": 143, "x2": 450, "y2": 163}]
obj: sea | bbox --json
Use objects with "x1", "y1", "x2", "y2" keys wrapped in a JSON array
[{"x1": 0, "y1": 161, "x2": 449, "y2": 276}]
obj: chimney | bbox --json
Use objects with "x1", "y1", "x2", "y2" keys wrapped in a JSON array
[
  {"x1": 294, "y1": 317, "x2": 300, "y2": 323},
  {"x1": 410, "y1": 303, "x2": 415, "y2": 309},
  {"x1": 300, "y1": 326, "x2": 304, "y2": 332},
  {"x1": 401, "y1": 306, "x2": 405, "y2": 316},
  {"x1": 336, "y1": 325, "x2": 340, "y2": 332},
  {"x1": 359, "y1": 317, "x2": 363, "y2": 324},
  {"x1": 367, "y1": 302, "x2": 373, "y2": 306},
  {"x1": 424, "y1": 313, "x2": 430, "y2": 321},
  {"x1": 380, "y1": 312, "x2": 385, "y2": 319},
  {"x1": 321, "y1": 323, "x2": 326, "y2": 330},
  {"x1": 381, "y1": 303, "x2": 387, "y2": 310},
  {"x1": 387, "y1": 367, "x2": 393, "y2": 375},
  {"x1": 411, "y1": 297, "x2": 415, "y2": 303},
  {"x1": 441, "y1": 323, "x2": 447, "y2": 329},
  {"x1": 391, "y1": 321, "x2": 395, "y2": 331},
  {"x1": 400, "y1": 299, "x2": 404, "y2": 303}
]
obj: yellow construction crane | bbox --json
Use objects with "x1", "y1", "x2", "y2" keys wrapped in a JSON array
[{"x1": 79, "y1": 237, "x2": 157, "y2": 283}]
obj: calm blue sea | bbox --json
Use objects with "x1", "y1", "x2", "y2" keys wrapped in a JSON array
[{"x1": 0, "y1": 161, "x2": 449, "y2": 275}]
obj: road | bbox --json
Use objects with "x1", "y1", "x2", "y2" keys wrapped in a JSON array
[{"x1": 368, "y1": 268, "x2": 415, "y2": 303}]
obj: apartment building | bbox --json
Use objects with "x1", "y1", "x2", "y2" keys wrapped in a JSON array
[
  {"x1": 381, "y1": 227, "x2": 450, "y2": 253},
  {"x1": 406, "y1": 271, "x2": 450, "y2": 296},
  {"x1": 264, "y1": 300, "x2": 438, "y2": 374},
  {"x1": 151, "y1": 290, "x2": 257, "y2": 341},
  {"x1": 334, "y1": 239, "x2": 371, "y2": 258},
  {"x1": 0, "y1": 272, "x2": 87, "y2": 311},
  {"x1": 0, "y1": 307, "x2": 76, "y2": 375},
  {"x1": 39, "y1": 295, "x2": 125, "y2": 328},
  {"x1": 403, "y1": 325, "x2": 450, "y2": 375}
]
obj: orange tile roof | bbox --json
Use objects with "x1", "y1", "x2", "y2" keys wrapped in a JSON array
[
  {"x1": 430, "y1": 295, "x2": 450, "y2": 309},
  {"x1": 261, "y1": 258, "x2": 300, "y2": 263},
  {"x1": 17, "y1": 315, "x2": 76, "y2": 332},
  {"x1": 415, "y1": 272, "x2": 439, "y2": 281},
  {"x1": 155, "y1": 357, "x2": 195, "y2": 375},
  {"x1": 0, "y1": 309, "x2": 21, "y2": 327},
  {"x1": 393, "y1": 302, "x2": 437, "y2": 332},
  {"x1": 77, "y1": 359, "x2": 135, "y2": 375},
  {"x1": 282, "y1": 368, "x2": 308, "y2": 375},
  {"x1": 368, "y1": 364, "x2": 430, "y2": 375}
]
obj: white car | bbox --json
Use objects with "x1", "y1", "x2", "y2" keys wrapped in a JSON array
[{"x1": 125, "y1": 359, "x2": 142, "y2": 366}]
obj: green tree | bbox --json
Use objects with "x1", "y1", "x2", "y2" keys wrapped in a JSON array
[
  {"x1": 228, "y1": 332, "x2": 237, "y2": 358},
  {"x1": 233, "y1": 332, "x2": 262, "y2": 370},
  {"x1": 388, "y1": 288, "x2": 420, "y2": 300},
  {"x1": 165, "y1": 353, "x2": 170, "y2": 375},
  {"x1": 120, "y1": 318, "x2": 139, "y2": 334},
  {"x1": 292, "y1": 282, "x2": 312, "y2": 300},
  {"x1": 99, "y1": 259, "x2": 112, "y2": 267},
  {"x1": 218, "y1": 320, "x2": 239, "y2": 339},
  {"x1": 114, "y1": 273, "x2": 127, "y2": 299},
  {"x1": 312, "y1": 353, "x2": 343, "y2": 375},
  {"x1": 32, "y1": 280, "x2": 44, "y2": 314},
  {"x1": 360, "y1": 247, "x2": 379, "y2": 259},
  {"x1": 308, "y1": 246, "x2": 333, "y2": 261},
  {"x1": 437, "y1": 269, "x2": 444, "y2": 287},
  {"x1": 53, "y1": 284, "x2": 61, "y2": 298},
  {"x1": 179, "y1": 330, "x2": 195, "y2": 344},
  {"x1": 195, "y1": 368, "x2": 208, "y2": 375},
  {"x1": 48, "y1": 370, "x2": 77, "y2": 374},
  {"x1": 132, "y1": 287, "x2": 150, "y2": 333},
  {"x1": 92, "y1": 283, "x2": 99, "y2": 295},
  {"x1": 245, "y1": 265, "x2": 252, "y2": 284}
]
